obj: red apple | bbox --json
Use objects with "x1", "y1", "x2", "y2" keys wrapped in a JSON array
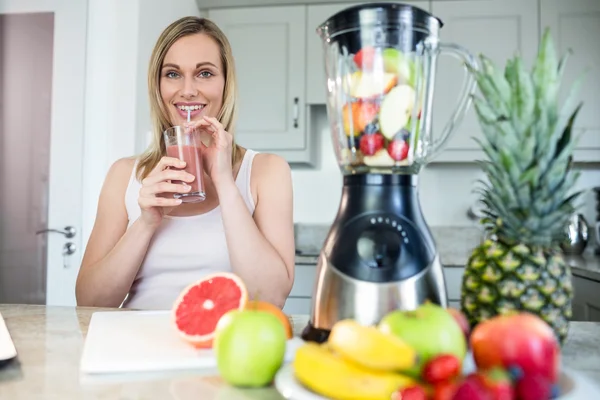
[
  {"x1": 447, "y1": 308, "x2": 471, "y2": 340},
  {"x1": 470, "y1": 313, "x2": 560, "y2": 383},
  {"x1": 387, "y1": 138, "x2": 409, "y2": 161},
  {"x1": 359, "y1": 133, "x2": 384, "y2": 156}
]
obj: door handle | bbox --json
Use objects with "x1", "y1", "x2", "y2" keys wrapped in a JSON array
[
  {"x1": 36, "y1": 226, "x2": 76, "y2": 239},
  {"x1": 63, "y1": 242, "x2": 76, "y2": 256}
]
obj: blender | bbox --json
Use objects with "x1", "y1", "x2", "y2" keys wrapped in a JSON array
[{"x1": 302, "y1": 2, "x2": 479, "y2": 342}]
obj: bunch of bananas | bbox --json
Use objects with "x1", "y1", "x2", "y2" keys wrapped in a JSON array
[{"x1": 292, "y1": 320, "x2": 419, "y2": 400}]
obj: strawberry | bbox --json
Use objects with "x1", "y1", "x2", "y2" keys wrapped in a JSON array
[
  {"x1": 452, "y1": 374, "x2": 492, "y2": 400},
  {"x1": 515, "y1": 373, "x2": 553, "y2": 400},
  {"x1": 433, "y1": 380, "x2": 459, "y2": 400},
  {"x1": 359, "y1": 132, "x2": 384, "y2": 156},
  {"x1": 476, "y1": 368, "x2": 515, "y2": 400},
  {"x1": 387, "y1": 138, "x2": 409, "y2": 161},
  {"x1": 353, "y1": 46, "x2": 378, "y2": 70},
  {"x1": 392, "y1": 385, "x2": 428, "y2": 400},
  {"x1": 423, "y1": 354, "x2": 462, "y2": 385}
]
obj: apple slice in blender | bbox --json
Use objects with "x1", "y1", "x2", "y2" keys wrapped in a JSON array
[
  {"x1": 344, "y1": 71, "x2": 397, "y2": 99},
  {"x1": 363, "y1": 148, "x2": 396, "y2": 167},
  {"x1": 382, "y1": 48, "x2": 420, "y2": 87},
  {"x1": 379, "y1": 84, "x2": 416, "y2": 140}
]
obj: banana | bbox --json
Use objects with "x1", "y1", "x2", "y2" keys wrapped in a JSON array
[
  {"x1": 293, "y1": 342, "x2": 417, "y2": 400},
  {"x1": 328, "y1": 319, "x2": 418, "y2": 372}
]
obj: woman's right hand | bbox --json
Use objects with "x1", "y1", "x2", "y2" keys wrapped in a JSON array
[{"x1": 138, "y1": 156, "x2": 195, "y2": 228}]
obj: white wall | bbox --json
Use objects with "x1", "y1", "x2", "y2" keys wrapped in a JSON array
[
  {"x1": 81, "y1": 0, "x2": 201, "y2": 249},
  {"x1": 292, "y1": 106, "x2": 600, "y2": 228}
]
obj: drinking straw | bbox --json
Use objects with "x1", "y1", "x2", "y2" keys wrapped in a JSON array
[{"x1": 187, "y1": 108, "x2": 191, "y2": 122}]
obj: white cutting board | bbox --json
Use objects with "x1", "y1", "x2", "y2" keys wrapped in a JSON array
[
  {"x1": 0, "y1": 312, "x2": 17, "y2": 362},
  {"x1": 80, "y1": 310, "x2": 305, "y2": 375}
]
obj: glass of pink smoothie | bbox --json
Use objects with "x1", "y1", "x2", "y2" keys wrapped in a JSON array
[{"x1": 163, "y1": 126, "x2": 206, "y2": 203}]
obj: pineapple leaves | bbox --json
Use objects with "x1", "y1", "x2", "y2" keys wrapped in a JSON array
[
  {"x1": 469, "y1": 27, "x2": 585, "y2": 248},
  {"x1": 510, "y1": 57, "x2": 535, "y2": 133},
  {"x1": 532, "y1": 28, "x2": 559, "y2": 112}
]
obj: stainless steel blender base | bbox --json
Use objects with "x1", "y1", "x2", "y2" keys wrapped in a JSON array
[{"x1": 308, "y1": 253, "x2": 448, "y2": 331}]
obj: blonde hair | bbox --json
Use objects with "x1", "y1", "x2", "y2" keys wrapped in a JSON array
[{"x1": 136, "y1": 16, "x2": 241, "y2": 181}]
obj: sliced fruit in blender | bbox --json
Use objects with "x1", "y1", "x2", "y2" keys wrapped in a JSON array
[
  {"x1": 359, "y1": 132, "x2": 385, "y2": 156},
  {"x1": 353, "y1": 46, "x2": 379, "y2": 69},
  {"x1": 342, "y1": 103, "x2": 361, "y2": 137},
  {"x1": 387, "y1": 138, "x2": 410, "y2": 161},
  {"x1": 343, "y1": 102, "x2": 379, "y2": 137},
  {"x1": 363, "y1": 148, "x2": 396, "y2": 167},
  {"x1": 343, "y1": 70, "x2": 397, "y2": 99},
  {"x1": 382, "y1": 48, "x2": 411, "y2": 83},
  {"x1": 379, "y1": 84, "x2": 416, "y2": 140}
]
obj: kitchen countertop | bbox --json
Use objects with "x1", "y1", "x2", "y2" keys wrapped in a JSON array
[
  {"x1": 294, "y1": 224, "x2": 600, "y2": 280},
  {"x1": 1, "y1": 304, "x2": 600, "y2": 399}
]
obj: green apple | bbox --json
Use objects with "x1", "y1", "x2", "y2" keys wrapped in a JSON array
[
  {"x1": 213, "y1": 309, "x2": 287, "y2": 387},
  {"x1": 378, "y1": 302, "x2": 467, "y2": 377},
  {"x1": 382, "y1": 48, "x2": 418, "y2": 87},
  {"x1": 379, "y1": 84, "x2": 416, "y2": 140}
]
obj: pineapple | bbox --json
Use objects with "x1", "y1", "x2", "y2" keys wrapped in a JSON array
[{"x1": 460, "y1": 28, "x2": 586, "y2": 345}]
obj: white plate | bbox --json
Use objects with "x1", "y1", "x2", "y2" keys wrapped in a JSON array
[
  {"x1": 275, "y1": 352, "x2": 600, "y2": 400},
  {"x1": 0, "y1": 312, "x2": 17, "y2": 365}
]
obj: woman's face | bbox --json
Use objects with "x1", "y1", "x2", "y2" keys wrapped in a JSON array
[{"x1": 160, "y1": 33, "x2": 225, "y2": 126}]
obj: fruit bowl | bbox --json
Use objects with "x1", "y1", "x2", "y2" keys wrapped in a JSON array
[{"x1": 275, "y1": 352, "x2": 600, "y2": 400}]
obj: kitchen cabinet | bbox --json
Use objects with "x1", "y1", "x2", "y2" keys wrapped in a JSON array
[
  {"x1": 206, "y1": 6, "x2": 315, "y2": 164},
  {"x1": 305, "y1": 1, "x2": 431, "y2": 105},
  {"x1": 571, "y1": 274, "x2": 600, "y2": 322},
  {"x1": 429, "y1": 0, "x2": 539, "y2": 162},
  {"x1": 283, "y1": 263, "x2": 317, "y2": 315},
  {"x1": 540, "y1": 0, "x2": 600, "y2": 163}
]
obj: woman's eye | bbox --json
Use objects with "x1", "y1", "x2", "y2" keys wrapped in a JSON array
[
  {"x1": 199, "y1": 71, "x2": 213, "y2": 78},
  {"x1": 166, "y1": 71, "x2": 179, "y2": 78}
]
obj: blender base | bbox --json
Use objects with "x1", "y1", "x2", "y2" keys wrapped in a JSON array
[
  {"x1": 301, "y1": 173, "x2": 448, "y2": 342},
  {"x1": 301, "y1": 253, "x2": 447, "y2": 342}
]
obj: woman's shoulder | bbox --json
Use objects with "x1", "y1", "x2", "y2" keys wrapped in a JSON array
[
  {"x1": 108, "y1": 157, "x2": 137, "y2": 178},
  {"x1": 249, "y1": 151, "x2": 291, "y2": 183},
  {"x1": 103, "y1": 156, "x2": 138, "y2": 191}
]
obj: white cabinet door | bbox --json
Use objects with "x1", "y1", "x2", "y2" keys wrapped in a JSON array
[
  {"x1": 430, "y1": 0, "x2": 539, "y2": 162},
  {"x1": 541, "y1": 0, "x2": 600, "y2": 162},
  {"x1": 306, "y1": 1, "x2": 431, "y2": 105},
  {"x1": 571, "y1": 274, "x2": 600, "y2": 322},
  {"x1": 207, "y1": 6, "x2": 307, "y2": 151}
]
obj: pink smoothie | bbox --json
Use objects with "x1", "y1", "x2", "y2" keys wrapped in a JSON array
[{"x1": 166, "y1": 144, "x2": 206, "y2": 202}]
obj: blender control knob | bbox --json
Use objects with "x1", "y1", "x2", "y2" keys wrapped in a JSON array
[{"x1": 356, "y1": 226, "x2": 402, "y2": 268}]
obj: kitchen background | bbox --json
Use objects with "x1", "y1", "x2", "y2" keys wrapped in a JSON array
[{"x1": 1, "y1": 0, "x2": 599, "y2": 313}]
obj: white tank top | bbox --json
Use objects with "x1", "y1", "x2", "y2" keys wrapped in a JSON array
[{"x1": 121, "y1": 149, "x2": 258, "y2": 310}]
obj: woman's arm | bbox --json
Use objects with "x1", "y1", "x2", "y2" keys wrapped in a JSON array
[
  {"x1": 217, "y1": 153, "x2": 295, "y2": 308},
  {"x1": 75, "y1": 158, "x2": 158, "y2": 307}
]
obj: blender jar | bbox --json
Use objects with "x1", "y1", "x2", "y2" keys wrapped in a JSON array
[{"x1": 317, "y1": 2, "x2": 479, "y2": 174}]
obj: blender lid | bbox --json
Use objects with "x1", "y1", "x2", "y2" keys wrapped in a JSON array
[{"x1": 317, "y1": 2, "x2": 443, "y2": 40}]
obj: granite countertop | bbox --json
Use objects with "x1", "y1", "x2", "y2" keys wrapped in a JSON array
[
  {"x1": 0, "y1": 304, "x2": 599, "y2": 399},
  {"x1": 294, "y1": 224, "x2": 600, "y2": 280}
]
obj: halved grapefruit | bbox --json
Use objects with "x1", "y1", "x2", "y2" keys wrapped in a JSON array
[{"x1": 172, "y1": 272, "x2": 248, "y2": 348}]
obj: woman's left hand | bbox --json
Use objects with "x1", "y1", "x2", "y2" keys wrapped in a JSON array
[{"x1": 185, "y1": 116, "x2": 233, "y2": 186}]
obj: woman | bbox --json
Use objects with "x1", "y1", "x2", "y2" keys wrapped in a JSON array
[{"x1": 75, "y1": 16, "x2": 295, "y2": 310}]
